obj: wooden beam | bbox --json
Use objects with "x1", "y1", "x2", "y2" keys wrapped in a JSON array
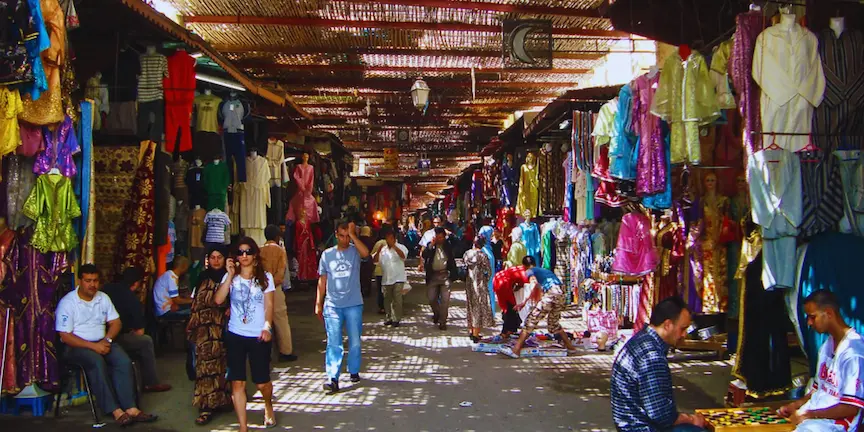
[
  {"x1": 183, "y1": 16, "x2": 629, "y2": 38},
  {"x1": 314, "y1": 0, "x2": 601, "y2": 18},
  {"x1": 300, "y1": 101, "x2": 549, "y2": 109},
  {"x1": 271, "y1": 78, "x2": 578, "y2": 90},
  {"x1": 214, "y1": 44, "x2": 604, "y2": 60},
  {"x1": 240, "y1": 62, "x2": 591, "y2": 74},
  {"x1": 292, "y1": 90, "x2": 563, "y2": 98}
]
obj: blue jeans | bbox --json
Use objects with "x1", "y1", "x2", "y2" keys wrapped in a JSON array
[
  {"x1": 64, "y1": 344, "x2": 136, "y2": 414},
  {"x1": 323, "y1": 304, "x2": 363, "y2": 380}
]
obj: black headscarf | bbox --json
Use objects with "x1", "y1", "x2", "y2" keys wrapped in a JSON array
[{"x1": 200, "y1": 244, "x2": 228, "y2": 284}]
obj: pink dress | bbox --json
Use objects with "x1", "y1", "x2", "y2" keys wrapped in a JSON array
[
  {"x1": 612, "y1": 213, "x2": 660, "y2": 276},
  {"x1": 286, "y1": 164, "x2": 319, "y2": 223}
]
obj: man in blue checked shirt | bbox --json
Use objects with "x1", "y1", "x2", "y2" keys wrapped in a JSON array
[{"x1": 611, "y1": 296, "x2": 706, "y2": 432}]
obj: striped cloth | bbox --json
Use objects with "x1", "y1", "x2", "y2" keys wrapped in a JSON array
[
  {"x1": 813, "y1": 28, "x2": 864, "y2": 153},
  {"x1": 137, "y1": 53, "x2": 168, "y2": 102},
  {"x1": 799, "y1": 152, "x2": 845, "y2": 239}
]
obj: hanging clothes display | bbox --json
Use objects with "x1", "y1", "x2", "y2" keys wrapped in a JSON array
[
  {"x1": 506, "y1": 227, "x2": 527, "y2": 268},
  {"x1": 0, "y1": 228, "x2": 68, "y2": 392},
  {"x1": 286, "y1": 162, "x2": 319, "y2": 223},
  {"x1": 116, "y1": 142, "x2": 156, "y2": 277},
  {"x1": 748, "y1": 148, "x2": 801, "y2": 290},
  {"x1": 632, "y1": 72, "x2": 666, "y2": 195},
  {"x1": 611, "y1": 212, "x2": 659, "y2": 276},
  {"x1": 500, "y1": 155, "x2": 517, "y2": 208},
  {"x1": 34, "y1": 115, "x2": 79, "y2": 177},
  {"x1": 798, "y1": 153, "x2": 844, "y2": 239},
  {"x1": 730, "y1": 9, "x2": 768, "y2": 152},
  {"x1": 19, "y1": 0, "x2": 64, "y2": 126},
  {"x1": 651, "y1": 51, "x2": 719, "y2": 164},
  {"x1": 610, "y1": 84, "x2": 637, "y2": 181},
  {"x1": 515, "y1": 152, "x2": 539, "y2": 219},
  {"x1": 163, "y1": 49, "x2": 195, "y2": 153},
  {"x1": 710, "y1": 39, "x2": 737, "y2": 110},
  {"x1": 520, "y1": 220, "x2": 541, "y2": 265},
  {"x1": 203, "y1": 161, "x2": 229, "y2": 211},
  {"x1": 479, "y1": 226, "x2": 497, "y2": 314},
  {"x1": 21, "y1": 173, "x2": 80, "y2": 253},
  {"x1": 266, "y1": 138, "x2": 287, "y2": 225},
  {"x1": 6, "y1": 155, "x2": 35, "y2": 229},
  {"x1": 835, "y1": 150, "x2": 864, "y2": 235},
  {"x1": 813, "y1": 28, "x2": 864, "y2": 152},
  {"x1": 699, "y1": 173, "x2": 729, "y2": 313},
  {"x1": 239, "y1": 155, "x2": 270, "y2": 245},
  {"x1": 752, "y1": 15, "x2": 826, "y2": 152},
  {"x1": 294, "y1": 215, "x2": 319, "y2": 281}
]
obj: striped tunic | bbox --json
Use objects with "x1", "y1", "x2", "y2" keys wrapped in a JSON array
[
  {"x1": 813, "y1": 28, "x2": 864, "y2": 153},
  {"x1": 799, "y1": 152, "x2": 845, "y2": 239}
]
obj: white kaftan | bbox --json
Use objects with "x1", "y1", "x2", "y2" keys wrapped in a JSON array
[
  {"x1": 748, "y1": 149, "x2": 802, "y2": 290},
  {"x1": 240, "y1": 155, "x2": 271, "y2": 244},
  {"x1": 752, "y1": 19, "x2": 826, "y2": 152},
  {"x1": 266, "y1": 139, "x2": 288, "y2": 186}
]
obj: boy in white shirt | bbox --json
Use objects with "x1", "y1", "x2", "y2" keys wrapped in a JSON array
[
  {"x1": 373, "y1": 226, "x2": 409, "y2": 327},
  {"x1": 56, "y1": 264, "x2": 158, "y2": 426},
  {"x1": 779, "y1": 290, "x2": 864, "y2": 431}
]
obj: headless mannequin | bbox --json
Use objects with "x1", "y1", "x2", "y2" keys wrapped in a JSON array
[
  {"x1": 204, "y1": 89, "x2": 212, "y2": 96},
  {"x1": 831, "y1": 17, "x2": 845, "y2": 38},
  {"x1": 146, "y1": 45, "x2": 156, "y2": 55},
  {"x1": 195, "y1": 158, "x2": 203, "y2": 167},
  {"x1": 213, "y1": 158, "x2": 221, "y2": 165},
  {"x1": 250, "y1": 150, "x2": 258, "y2": 159}
]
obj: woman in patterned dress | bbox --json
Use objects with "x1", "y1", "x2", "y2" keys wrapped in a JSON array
[
  {"x1": 463, "y1": 236, "x2": 496, "y2": 342},
  {"x1": 186, "y1": 245, "x2": 232, "y2": 425}
]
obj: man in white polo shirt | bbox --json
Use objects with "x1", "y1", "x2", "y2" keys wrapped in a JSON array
[
  {"x1": 152, "y1": 256, "x2": 191, "y2": 319},
  {"x1": 56, "y1": 264, "x2": 158, "y2": 426},
  {"x1": 779, "y1": 290, "x2": 864, "y2": 431}
]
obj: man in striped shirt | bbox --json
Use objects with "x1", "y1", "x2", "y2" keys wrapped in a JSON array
[{"x1": 611, "y1": 296, "x2": 706, "y2": 432}]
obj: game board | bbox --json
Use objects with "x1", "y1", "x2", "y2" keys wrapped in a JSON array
[{"x1": 695, "y1": 407, "x2": 794, "y2": 432}]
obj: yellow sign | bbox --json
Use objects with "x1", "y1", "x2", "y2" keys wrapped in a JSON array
[{"x1": 383, "y1": 147, "x2": 399, "y2": 170}]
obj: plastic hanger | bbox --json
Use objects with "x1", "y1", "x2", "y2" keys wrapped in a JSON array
[
  {"x1": 763, "y1": 135, "x2": 782, "y2": 163},
  {"x1": 796, "y1": 136, "x2": 820, "y2": 163}
]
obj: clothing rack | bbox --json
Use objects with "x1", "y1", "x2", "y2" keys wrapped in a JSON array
[{"x1": 752, "y1": 131, "x2": 864, "y2": 137}]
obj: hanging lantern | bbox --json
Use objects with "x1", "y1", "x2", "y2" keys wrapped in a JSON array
[{"x1": 410, "y1": 78, "x2": 430, "y2": 112}]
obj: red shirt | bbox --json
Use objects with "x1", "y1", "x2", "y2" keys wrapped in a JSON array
[
  {"x1": 164, "y1": 50, "x2": 196, "y2": 106},
  {"x1": 493, "y1": 266, "x2": 528, "y2": 308}
]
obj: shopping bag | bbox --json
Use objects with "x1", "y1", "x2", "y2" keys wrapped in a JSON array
[{"x1": 401, "y1": 282, "x2": 412, "y2": 295}]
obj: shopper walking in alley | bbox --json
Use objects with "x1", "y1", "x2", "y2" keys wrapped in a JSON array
[
  {"x1": 55, "y1": 264, "x2": 159, "y2": 426},
  {"x1": 422, "y1": 227, "x2": 458, "y2": 330},
  {"x1": 103, "y1": 266, "x2": 171, "y2": 393},
  {"x1": 215, "y1": 238, "x2": 277, "y2": 430},
  {"x1": 317, "y1": 221, "x2": 370, "y2": 393},
  {"x1": 463, "y1": 236, "x2": 496, "y2": 342},
  {"x1": 260, "y1": 224, "x2": 298, "y2": 362},
  {"x1": 373, "y1": 225, "x2": 409, "y2": 327},
  {"x1": 610, "y1": 296, "x2": 706, "y2": 432},
  {"x1": 186, "y1": 245, "x2": 232, "y2": 426},
  {"x1": 499, "y1": 256, "x2": 577, "y2": 358}
]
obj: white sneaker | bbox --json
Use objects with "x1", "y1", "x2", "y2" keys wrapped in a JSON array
[{"x1": 498, "y1": 346, "x2": 520, "y2": 359}]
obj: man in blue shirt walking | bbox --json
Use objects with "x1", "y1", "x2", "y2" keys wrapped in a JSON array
[
  {"x1": 611, "y1": 296, "x2": 706, "y2": 432},
  {"x1": 499, "y1": 256, "x2": 578, "y2": 358},
  {"x1": 316, "y1": 222, "x2": 370, "y2": 394}
]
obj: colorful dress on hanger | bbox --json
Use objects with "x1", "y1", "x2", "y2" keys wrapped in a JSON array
[
  {"x1": 21, "y1": 173, "x2": 80, "y2": 253},
  {"x1": 0, "y1": 88, "x2": 22, "y2": 158},
  {"x1": 19, "y1": 0, "x2": 64, "y2": 125},
  {"x1": 239, "y1": 155, "x2": 270, "y2": 244},
  {"x1": 463, "y1": 248, "x2": 496, "y2": 329},
  {"x1": 520, "y1": 221, "x2": 541, "y2": 265},
  {"x1": 515, "y1": 155, "x2": 539, "y2": 219},
  {"x1": 294, "y1": 217, "x2": 319, "y2": 281},
  {"x1": 610, "y1": 84, "x2": 637, "y2": 181},
  {"x1": 752, "y1": 19, "x2": 825, "y2": 152},
  {"x1": 651, "y1": 51, "x2": 720, "y2": 164},
  {"x1": 700, "y1": 194, "x2": 729, "y2": 313},
  {"x1": 612, "y1": 212, "x2": 659, "y2": 276},
  {"x1": 730, "y1": 10, "x2": 768, "y2": 152},
  {"x1": 632, "y1": 73, "x2": 666, "y2": 195},
  {"x1": 287, "y1": 163, "x2": 319, "y2": 223},
  {"x1": 34, "y1": 115, "x2": 78, "y2": 177},
  {"x1": 0, "y1": 227, "x2": 68, "y2": 392}
]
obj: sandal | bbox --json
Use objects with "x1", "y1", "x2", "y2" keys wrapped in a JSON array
[
  {"x1": 115, "y1": 413, "x2": 134, "y2": 427},
  {"x1": 264, "y1": 416, "x2": 277, "y2": 429},
  {"x1": 130, "y1": 412, "x2": 159, "y2": 423},
  {"x1": 196, "y1": 411, "x2": 214, "y2": 426}
]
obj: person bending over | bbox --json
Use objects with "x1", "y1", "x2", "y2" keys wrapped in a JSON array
[
  {"x1": 778, "y1": 290, "x2": 864, "y2": 431},
  {"x1": 499, "y1": 256, "x2": 577, "y2": 358}
]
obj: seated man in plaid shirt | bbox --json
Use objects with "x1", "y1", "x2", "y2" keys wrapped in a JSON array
[{"x1": 611, "y1": 296, "x2": 706, "y2": 432}]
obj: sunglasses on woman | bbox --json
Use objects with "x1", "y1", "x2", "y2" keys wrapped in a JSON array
[{"x1": 237, "y1": 249, "x2": 255, "y2": 256}]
